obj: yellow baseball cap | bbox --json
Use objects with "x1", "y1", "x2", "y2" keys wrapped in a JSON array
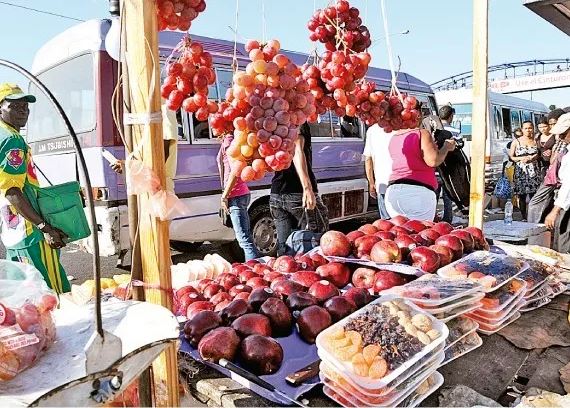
[{"x1": 0, "y1": 83, "x2": 36, "y2": 103}]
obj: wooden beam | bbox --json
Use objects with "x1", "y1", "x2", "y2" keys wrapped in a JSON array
[
  {"x1": 123, "y1": 0, "x2": 179, "y2": 406},
  {"x1": 469, "y1": 0, "x2": 489, "y2": 228}
]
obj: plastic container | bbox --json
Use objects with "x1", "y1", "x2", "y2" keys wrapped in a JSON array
[
  {"x1": 437, "y1": 251, "x2": 528, "y2": 292},
  {"x1": 518, "y1": 269, "x2": 548, "y2": 293},
  {"x1": 520, "y1": 297, "x2": 551, "y2": 312},
  {"x1": 471, "y1": 286, "x2": 527, "y2": 321},
  {"x1": 479, "y1": 278, "x2": 527, "y2": 313},
  {"x1": 525, "y1": 285, "x2": 549, "y2": 303},
  {"x1": 504, "y1": 200, "x2": 513, "y2": 224},
  {"x1": 431, "y1": 301, "x2": 483, "y2": 323},
  {"x1": 525, "y1": 280, "x2": 548, "y2": 299},
  {"x1": 445, "y1": 317, "x2": 479, "y2": 350},
  {"x1": 419, "y1": 293, "x2": 484, "y2": 315},
  {"x1": 385, "y1": 276, "x2": 484, "y2": 307},
  {"x1": 477, "y1": 312, "x2": 521, "y2": 335},
  {"x1": 441, "y1": 332, "x2": 483, "y2": 366},
  {"x1": 468, "y1": 296, "x2": 525, "y2": 326},
  {"x1": 320, "y1": 349, "x2": 444, "y2": 402},
  {"x1": 398, "y1": 371, "x2": 444, "y2": 408},
  {"x1": 316, "y1": 294, "x2": 449, "y2": 390},
  {"x1": 547, "y1": 280, "x2": 567, "y2": 298},
  {"x1": 319, "y1": 344, "x2": 444, "y2": 398}
]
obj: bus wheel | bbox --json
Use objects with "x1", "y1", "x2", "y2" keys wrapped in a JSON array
[
  {"x1": 250, "y1": 203, "x2": 278, "y2": 257},
  {"x1": 170, "y1": 241, "x2": 203, "y2": 253}
]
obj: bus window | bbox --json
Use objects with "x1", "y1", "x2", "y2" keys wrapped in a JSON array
[
  {"x1": 331, "y1": 113, "x2": 361, "y2": 138},
  {"x1": 216, "y1": 68, "x2": 233, "y2": 101},
  {"x1": 510, "y1": 109, "x2": 521, "y2": 132},
  {"x1": 451, "y1": 103, "x2": 472, "y2": 138},
  {"x1": 309, "y1": 112, "x2": 333, "y2": 137},
  {"x1": 492, "y1": 105, "x2": 503, "y2": 139},
  {"x1": 522, "y1": 110, "x2": 532, "y2": 123},
  {"x1": 27, "y1": 53, "x2": 95, "y2": 142},
  {"x1": 501, "y1": 107, "x2": 512, "y2": 135}
]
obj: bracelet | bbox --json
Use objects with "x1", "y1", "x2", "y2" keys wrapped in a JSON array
[{"x1": 37, "y1": 222, "x2": 47, "y2": 232}]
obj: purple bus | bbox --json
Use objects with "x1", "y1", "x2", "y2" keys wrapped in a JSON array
[{"x1": 27, "y1": 19, "x2": 438, "y2": 258}]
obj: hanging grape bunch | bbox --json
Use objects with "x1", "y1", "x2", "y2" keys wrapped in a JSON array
[
  {"x1": 210, "y1": 39, "x2": 316, "y2": 182},
  {"x1": 303, "y1": 0, "x2": 372, "y2": 121},
  {"x1": 375, "y1": 94, "x2": 420, "y2": 133},
  {"x1": 162, "y1": 39, "x2": 217, "y2": 120},
  {"x1": 156, "y1": 0, "x2": 206, "y2": 31}
]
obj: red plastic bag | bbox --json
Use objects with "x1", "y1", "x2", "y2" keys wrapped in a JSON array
[{"x1": 0, "y1": 260, "x2": 58, "y2": 381}]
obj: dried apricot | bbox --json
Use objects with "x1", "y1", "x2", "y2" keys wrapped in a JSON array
[
  {"x1": 327, "y1": 326, "x2": 345, "y2": 340},
  {"x1": 426, "y1": 329, "x2": 440, "y2": 340},
  {"x1": 345, "y1": 330, "x2": 362, "y2": 347},
  {"x1": 411, "y1": 314, "x2": 432, "y2": 332},
  {"x1": 362, "y1": 344, "x2": 381, "y2": 365},
  {"x1": 368, "y1": 356, "x2": 388, "y2": 379},
  {"x1": 335, "y1": 344, "x2": 360, "y2": 361}
]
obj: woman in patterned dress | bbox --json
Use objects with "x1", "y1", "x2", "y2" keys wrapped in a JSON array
[{"x1": 509, "y1": 121, "x2": 542, "y2": 220}]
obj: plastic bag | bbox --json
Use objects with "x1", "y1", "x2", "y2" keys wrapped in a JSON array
[
  {"x1": 493, "y1": 176, "x2": 512, "y2": 199},
  {"x1": 0, "y1": 260, "x2": 58, "y2": 381}
]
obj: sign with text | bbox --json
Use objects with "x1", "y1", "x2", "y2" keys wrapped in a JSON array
[{"x1": 490, "y1": 71, "x2": 570, "y2": 93}]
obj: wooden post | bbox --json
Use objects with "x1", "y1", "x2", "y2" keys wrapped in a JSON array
[
  {"x1": 123, "y1": 0, "x2": 179, "y2": 406},
  {"x1": 469, "y1": 0, "x2": 489, "y2": 228}
]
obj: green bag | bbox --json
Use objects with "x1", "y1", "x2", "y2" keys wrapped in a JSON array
[{"x1": 35, "y1": 181, "x2": 91, "y2": 243}]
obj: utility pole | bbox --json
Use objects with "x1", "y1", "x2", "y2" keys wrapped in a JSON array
[
  {"x1": 469, "y1": 0, "x2": 489, "y2": 228},
  {"x1": 123, "y1": 0, "x2": 179, "y2": 405}
]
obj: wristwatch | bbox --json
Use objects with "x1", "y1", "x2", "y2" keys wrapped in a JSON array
[{"x1": 36, "y1": 222, "x2": 48, "y2": 232}]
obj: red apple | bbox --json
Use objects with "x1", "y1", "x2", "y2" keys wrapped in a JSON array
[
  {"x1": 264, "y1": 271, "x2": 284, "y2": 282},
  {"x1": 419, "y1": 228, "x2": 441, "y2": 244},
  {"x1": 320, "y1": 230, "x2": 351, "y2": 257},
  {"x1": 411, "y1": 234, "x2": 431, "y2": 247},
  {"x1": 308, "y1": 280, "x2": 340, "y2": 303},
  {"x1": 391, "y1": 215, "x2": 409, "y2": 226},
  {"x1": 177, "y1": 292, "x2": 205, "y2": 315},
  {"x1": 229, "y1": 284, "x2": 253, "y2": 298},
  {"x1": 422, "y1": 220, "x2": 436, "y2": 228},
  {"x1": 176, "y1": 285, "x2": 198, "y2": 300},
  {"x1": 353, "y1": 235, "x2": 381, "y2": 259},
  {"x1": 245, "y1": 259, "x2": 260, "y2": 267},
  {"x1": 351, "y1": 267, "x2": 377, "y2": 289},
  {"x1": 316, "y1": 262, "x2": 351, "y2": 288},
  {"x1": 372, "y1": 271, "x2": 407, "y2": 293},
  {"x1": 217, "y1": 273, "x2": 241, "y2": 291},
  {"x1": 203, "y1": 283, "x2": 225, "y2": 299},
  {"x1": 429, "y1": 245, "x2": 454, "y2": 266},
  {"x1": 231, "y1": 264, "x2": 251, "y2": 276},
  {"x1": 435, "y1": 235, "x2": 464, "y2": 260},
  {"x1": 253, "y1": 263, "x2": 273, "y2": 275},
  {"x1": 432, "y1": 222, "x2": 454, "y2": 236},
  {"x1": 394, "y1": 234, "x2": 418, "y2": 258},
  {"x1": 449, "y1": 230, "x2": 475, "y2": 253},
  {"x1": 463, "y1": 227, "x2": 488, "y2": 250},
  {"x1": 233, "y1": 291, "x2": 251, "y2": 301},
  {"x1": 186, "y1": 301, "x2": 214, "y2": 319},
  {"x1": 370, "y1": 240, "x2": 402, "y2": 263},
  {"x1": 265, "y1": 257, "x2": 276, "y2": 268},
  {"x1": 270, "y1": 279, "x2": 306, "y2": 297},
  {"x1": 343, "y1": 287, "x2": 372, "y2": 307},
  {"x1": 196, "y1": 278, "x2": 214, "y2": 293},
  {"x1": 403, "y1": 220, "x2": 427, "y2": 233},
  {"x1": 346, "y1": 230, "x2": 365, "y2": 244},
  {"x1": 373, "y1": 219, "x2": 395, "y2": 231},
  {"x1": 309, "y1": 253, "x2": 328, "y2": 267},
  {"x1": 239, "y1": 270, "x2": 260, "y2": 283},
  {"x1": 246, "y1": 277, "x2": 268, "y2": 289},
  {"x1": 390, "y1": 225, "x2": 413, "y2": 236},
  {"x1": 410, "y1": 247, "x2": 441, "y2": 273},
  {"x1": 210, "y1": 291, "x2": 232, "y2": 305},
  {"x1": 375, "y1": 231, "x2": 396, "y2": 240},
  {"x1": 291, "y1": 271, "x2": 321, "y2": 288},
  {"x1": 358, "y1": 224, "x2": 378, "y2": 235},
  {"x1": 273, "y1": 255, "x2": 299, "y2": 273},
  {"x1": 295, "y1": 254, "x2": 315, "y2": 270}
]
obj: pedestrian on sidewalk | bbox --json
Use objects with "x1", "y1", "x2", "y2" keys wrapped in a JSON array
[
  {"x1": 436, "y1": 105, "x2": 458, "y2": 223},
  {"x1": 270, "y1": 123, "x2": 328, "y2": 256},
  {"x1": 363, "y1": 124, "x2": 393, "y2": 219},
  {"x1": 536, "y1": 116, "x2": 556, "y2": 178},
  {"x1": 0, "y1": 84, "x2": 70, "y2": 293}
]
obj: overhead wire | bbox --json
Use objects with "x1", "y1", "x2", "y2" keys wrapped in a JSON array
[{"x1": 0, "y1": 1, "x2": 84, "y2": 22}]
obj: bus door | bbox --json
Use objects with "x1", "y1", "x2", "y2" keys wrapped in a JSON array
[{"x1": 501, "y1": 107, "x2": 512, "y2": 136}]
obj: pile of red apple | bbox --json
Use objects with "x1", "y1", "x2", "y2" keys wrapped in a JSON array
[
  {"x1": 180, "y1": 253, "x2": 376, "y2": 373},
  {"x1": 210, "y1": 39, "x2": 316, "y2": 181},
  {"x1": 320, "y1": 217, "x2": 488, "y2": 275},
  {"x1": 162, "y1": 39, "x2": 217, "y2": 117},
  {"x1": 0, "y1": 294, "x2": 58, "y2": 381},
  {"x1": 156, "y1": 0, "x2": 206, "y2": 32}
]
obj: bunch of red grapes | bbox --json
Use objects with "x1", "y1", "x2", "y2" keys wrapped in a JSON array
[
  {"x1": 210, "y1": 39, "x2": 316, "y2": 182},
  {"x1": 156, "y1": 0, "x2": 206, "y2": 32},
  {"x1": 376, "y1": 94, "x2": 420, "y2": 133},
  {"x1": 307, "y1": 0, "x2": 371, "y2": 52},
  {"x1": 161, "y1": 39, "x2": 217, "y2": 119}
]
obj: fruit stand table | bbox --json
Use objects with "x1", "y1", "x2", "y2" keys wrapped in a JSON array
[{"x1": 483, "y1": 221, "x2": 551, "y2": 247}]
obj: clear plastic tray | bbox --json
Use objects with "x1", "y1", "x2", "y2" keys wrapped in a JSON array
[
  {"x1": 319, "y1": 344, "x2": 444, "y2": 398},
  {"x1": 445, "y1": 319, "x2": 479, "y2": 351},
  {"x1": 316, "y1": 294, "x2": 449, "y2": 390},
  {"x1": 420, "y1": 292, "x2": 485, "y2": 314},
  {"x1": 547, "y1": 280, "x2": 568, "y2": 298},
  {"x1": 524, "y1": 279, "x2": 548, "y2": 299},
  {"x1": 521, "y1": 297, "x2": 551, "y2": 312},
  {"x1": 399, "y1": 371, "x2": 444, "y2": 408},
  {"x1": 479, "y1": 278, "x2": 527, "y2": 313},
  {"x1": 525, "y1": 285, "x2": 549, "y2": 303},
  {"x1": 518, "y1": 268, "x2": 548, "y2": 293},
  {"x1": 386, "y1": 275, "x2": 484, "y2": 307},
  {"x1": 321, "y1": 363, "x2": 439, "y2": 408},
  {"x1": 437, "y1": 251, "x2": 528, "y2": 292},
  {"x1": 477, "y1": 311, "x2": 521, "y2": 335},
  {"x1": 471, "y1": 287, "x2": 527, "y2": 321},
  {"x1": 468, "y1": 296, "x2": 525, "y2": 325},
  {"x1": 431, "y1": 301, "x2": 483, "y2": 323},
  {"x1": 441, "y1": 332, "x2": 483, "y2": 366}
]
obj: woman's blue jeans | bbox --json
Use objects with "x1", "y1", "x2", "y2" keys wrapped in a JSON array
[{"x1": 228, "y1": 194, "x2": 260, "y2": 261}]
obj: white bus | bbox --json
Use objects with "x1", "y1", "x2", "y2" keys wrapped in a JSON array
[{"x1": 435, "y1": 89, "x2": 548, "y2": 184}]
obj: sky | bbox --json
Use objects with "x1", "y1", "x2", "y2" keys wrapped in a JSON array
[{"x1": 0, "y1": 0, "x2": 568, "y2": 108}]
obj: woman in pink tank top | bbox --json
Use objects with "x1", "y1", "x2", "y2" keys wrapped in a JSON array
[{"x1": 385, "y1": 107, "x2": 457, "y2": 221}]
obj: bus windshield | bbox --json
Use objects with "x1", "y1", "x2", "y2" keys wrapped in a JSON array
[
  {"x1": 451, "y1": 103, "x2": 472, "y2": 137},
  {"x1": 27, "y1": 53, "x2": 96, "y2": 142}
]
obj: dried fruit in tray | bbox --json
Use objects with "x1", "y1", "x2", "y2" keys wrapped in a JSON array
[
  {"x1": 520, "y1": 296, "x2": 551, "y2": 312},
  {"x1": 438, "y1": 251, "x2": 527, "y2": 291},
  {"x1": 525, "y1": 285, "x2": 549, "y2": 303},
  {"x1": 479, "y1": 278, "x2": 527, "y2": 313},
  {"x1": 547, "y1": 279, "x2": 568, "y2": 298},
  {"x1": 318, "y1": 297, "x2": 447, "y2": 384},
  {"x1": 476, "y1": 311, "x2": 521, "y2": 335},
  {"x1": 441, "y1": 332, "x2": 482, "y2": 366},
  {"x1": 399, "y1": 372, "x2": 444, "y2": 408},
  {"x1": 518, "y1": 268, "x2": 548, "y2": 292},
  {"x1": 386, "y1": 275, "x2": 484, "y2": 307},
  {"x1": 445, "y1": 317, "x2": 478, "y2": 347},
  {"x1": 420, "y1": 292, "x2": 485, "y2": 315},
  {"x1": 469, "y1": 293, "x2": 525, "y2": 324},
  {"x1": 430, "y1": 301, "x2": 483, "y2": 323}
]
